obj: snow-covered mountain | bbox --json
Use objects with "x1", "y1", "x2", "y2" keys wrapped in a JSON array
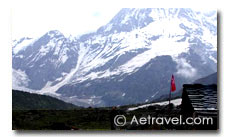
[
  {"x1": 13, "y1": 30, "x2": 79, "y2": 93},
  {"x1": 12, "y1": 8, "x2": 217, "y2": 107}
]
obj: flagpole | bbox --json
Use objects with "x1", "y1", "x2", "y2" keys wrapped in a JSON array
[
  {"x1": 169, "y1": 74, "x2": 172, "y2": 105},
  {"x1": 169, "y1": 84, "x2": 171, "y2": 105}
]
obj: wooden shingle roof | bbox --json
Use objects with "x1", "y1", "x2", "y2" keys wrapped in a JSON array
[{"x1": 182, "y1": 84, "x2": 217, "y2": 116}]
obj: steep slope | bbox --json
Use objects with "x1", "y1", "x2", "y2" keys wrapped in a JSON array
[
  {"x1": 12, "y1": 90, "x2": 77, "y2": 110},
  {"x1": 12, "y1": 8, "x2": 217, "y2": 107},
  {"x1": 56, "y1": 8, "x2": 217, "y2": 106},
  {"x1": 194, "y1": 72, "x2": 217, "y2": 85},
  {"x1": 13, "y1": 30, "x2": 79, "y2": 94}
]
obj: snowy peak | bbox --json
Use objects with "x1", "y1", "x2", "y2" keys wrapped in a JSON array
[
  {"x1": 96, "y1": 8, "x2": 216, "y2": 38},
  {"x1": 12, "y1": 8, "x2": 217, "y2": 107},
  {"x1": 13, "y1": 29, "x2": 79, "y2": 91},
  {"x1": 97, "y1": 8, "x2": 154, "y2": 34},
  {"x1": 12, "y1": 30, "x2": 66, "y2": 55},
  {"x1": 13, "y1": 37, "x2": 33, "y2": 46},
  {"x1": 46, "y1": 30, "x2": 65, "y2": 38}
]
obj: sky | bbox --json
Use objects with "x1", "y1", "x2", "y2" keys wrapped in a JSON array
[
  {"x1": 11, "y1": 0, "x2": 217, "y2": 40},
  {"x1": 11, "y1": 0, "x2": 121, "y2": 40}
]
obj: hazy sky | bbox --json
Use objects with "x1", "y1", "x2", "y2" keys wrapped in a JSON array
[
  {"x1": 11, "y1": 0, "x2": 217, "y2": 40},
  {"x1": 11, "y1": 0, "x2": 121, "y2": 40}
]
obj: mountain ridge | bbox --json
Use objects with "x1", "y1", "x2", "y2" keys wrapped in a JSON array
[
  {"x1": 194, "y1": 72, "x2": 217, "y2": 85},
  {"x1": 12, "y1": 8, "x2": 217, "y2": 107}
]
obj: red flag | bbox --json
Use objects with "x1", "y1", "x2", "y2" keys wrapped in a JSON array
[{"x1": 171, "y1": 75, "x2": 176, "y2": 92}]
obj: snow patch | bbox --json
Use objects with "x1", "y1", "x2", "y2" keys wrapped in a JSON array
[
  {"x1": 209, "y1": 55, "x2": 217, "y2": 63},
  {"x1": 128, "y1": 98, "x2": 182, "y2": 111},
  {"x1": 60, "y1": 54, "x2": 68, "y2": 64},
  {"x1": 151, "y1": 91, "x2": 159, "y2": 98},
  {"x1": 105, "y1": 23, "x2": 113, "y2": 32},
  {"x1": 13, "y1": 38, "x2": 34, "y2": 54},
  {"x1": 12, "y1": 69, "x2": 30, "y2": 89},
  {"x1": 122, "y1": 93, "x2": 126, "y2": 97},
  {"x1": 38, "y1": 44, "x2": 89, "y2": 95}
]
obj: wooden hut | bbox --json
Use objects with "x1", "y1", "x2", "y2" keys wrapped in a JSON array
[{"x1": 181, "y1": 84, "x2": 218, "y2": 129}]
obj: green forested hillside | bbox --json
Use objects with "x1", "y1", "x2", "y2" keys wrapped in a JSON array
[{"x1": 12, "y1": 90, "x2": 78, "y2": 110}]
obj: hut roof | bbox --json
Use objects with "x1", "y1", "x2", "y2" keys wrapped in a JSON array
[{"x1": 182, "y1": 84, "x2": 217, "y2": 116}]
